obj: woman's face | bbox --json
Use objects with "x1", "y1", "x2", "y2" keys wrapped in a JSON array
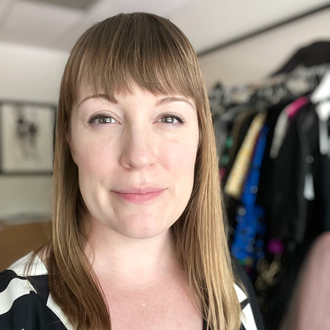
[{"x1": 70, "y1": 81, "x2": 199, "y2": 239}]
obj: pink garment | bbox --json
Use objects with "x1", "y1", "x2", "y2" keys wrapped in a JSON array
[
  {"x1": 286, "y1": 96, "x2": 309, "y2": 121},
  {"x1": 280, "y1": 232, "x2": 330, "y2": 330},
  {"x1": 270, "y1": 96, "x2": 310, "y2": 158}
]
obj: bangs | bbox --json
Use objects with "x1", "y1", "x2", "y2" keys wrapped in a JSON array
[{"x1": 67, "y1": 13, "x2": 204, "y2": 105}]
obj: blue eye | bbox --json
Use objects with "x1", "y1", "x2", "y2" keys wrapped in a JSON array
[
  {"x1": 89, "y1": 115, "x2": 117, "y2": 124},
  {"x1": 160, "y1": 115, "x2": 184, "y2": 124}
]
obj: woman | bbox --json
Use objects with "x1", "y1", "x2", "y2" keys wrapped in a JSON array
[{"x1": 0, "y1": 13, "x2": 263, "y2": 330}]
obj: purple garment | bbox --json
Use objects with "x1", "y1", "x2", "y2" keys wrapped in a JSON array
[{"x1": 286, "y1": 96, "x2": 309, "y2": 122}]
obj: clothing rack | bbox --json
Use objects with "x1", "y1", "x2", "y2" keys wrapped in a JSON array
[
  {"x1": 213, "y1": 62, "x2": 330, "y2": 330},
  {"x1": 197, "y1": 4, "x2": 330, "y2": 57},
  {"x1": 209, "y1": 64, "x2": 330, "y2": 113}
]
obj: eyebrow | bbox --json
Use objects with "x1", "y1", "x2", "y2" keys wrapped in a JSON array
[
  {"x1": 155, "y1": 96, "x2": 195, "y2": 110},
  {"x1": 77, "y1": 94, "x2": 117, "y2": 109},
  {"x1": 77, "y1": 94, "x2": 195, "y2": 110}
]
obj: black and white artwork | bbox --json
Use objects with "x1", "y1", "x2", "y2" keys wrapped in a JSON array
[{"x1": 0, "y1": 102, "x2": 56, "y2": 174}]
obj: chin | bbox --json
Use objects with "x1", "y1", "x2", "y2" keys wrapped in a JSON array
[{"x1": 114, "y1": 218, "x2": 172, "y2": 240}]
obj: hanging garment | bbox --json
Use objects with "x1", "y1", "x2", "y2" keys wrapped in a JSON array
[
  {"x1": 273, "y1": 103, "x2": 327, "y2": 243},
  {"x1": 259, "y1": 102, "x2": 330, "y2": 330},
  {"x1": 270, "y1": 96, "x2": 309, "y2": 158},
  {"x1": 221, "y1": 109, "x2": 257, "y2": 184},
  {"x1": 258, "y1": 101, "x2": 292, "y2": 238},
  {"x1": 225, "y1": 112, "x2": 266, "y2": 200},
  {"x1": 231, "y1": 124, "x2": 269, "y2": 275},
  {"x1": 210, "y1": 63, "x2": 330, "y2": 330},
  {"x1": 225, "y1": 110, "x2": 257, "y2": 178},
  {"x1": 272, "y1": 41, "x2": 330, "y2": 75},
  {"x1": 215, "y1": 105, "x2": 250, "y2": 171}
]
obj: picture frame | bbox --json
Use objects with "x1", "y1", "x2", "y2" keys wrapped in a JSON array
[{"x1": 0, "y1": 100, "x2": 56, "y2": 175}]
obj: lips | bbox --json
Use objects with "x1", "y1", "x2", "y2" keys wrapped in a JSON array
[
  {"x1": 112, "y1": 187, "x2": 165, "y2": 204},
  {"x1": 115, "y1": 187, "x2": 164, "y2": 194}
]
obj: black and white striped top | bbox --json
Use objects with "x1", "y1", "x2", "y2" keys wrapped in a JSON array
[{"x1": 0, "y1": 254, "x2": 264, "y2": 330}]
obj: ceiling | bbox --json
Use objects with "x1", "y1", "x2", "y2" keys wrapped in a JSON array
[{"x1": 0, "y1": 0, "x2": 329, "y2": 54}]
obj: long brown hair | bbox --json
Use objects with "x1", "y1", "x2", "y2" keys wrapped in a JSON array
[{"x1": 41, "y1": 12, "x2": 241, "y2": 330}]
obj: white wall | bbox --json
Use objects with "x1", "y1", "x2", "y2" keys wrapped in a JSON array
[
  {"x1": 198, "y1": 9, "x2": 330, "y2": 90},
  {"x1": 0, "y1": 43, "x2": 68, "y2": 219},
  {"x1": 171, "y1": 0, "x2": 330, "y2": 54}
]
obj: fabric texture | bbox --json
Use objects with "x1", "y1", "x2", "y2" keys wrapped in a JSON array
[{"x1": 0, "y1": 253, "x2": 264, "y2": 330}]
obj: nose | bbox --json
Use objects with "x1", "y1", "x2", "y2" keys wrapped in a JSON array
[{"x1": 119, "y1": 125, "x2": 156, "y2": 170}]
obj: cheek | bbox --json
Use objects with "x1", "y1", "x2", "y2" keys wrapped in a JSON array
[
  {"x1": 70, "y1": 124, "x2": 115, "y2": 173},
  {"x1": 162, "y1": 137, "x2": 198, "y2": 184},
  {"x1": 169, "y1": 146, "x2": 196, "y2": 170},
  {"x1": 161, "y1": 139, "x2": 197, "y2": 222},
  {"x1": 75, "y1": 146, "x2": 114, "y2": 179},
  {"x1": 74, "y1": 145, "x2": 113, "y2": 211}
]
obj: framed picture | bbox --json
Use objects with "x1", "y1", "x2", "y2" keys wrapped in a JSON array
[{"x1": 0, "y1": 101, "x2": 56, "y2": 175}]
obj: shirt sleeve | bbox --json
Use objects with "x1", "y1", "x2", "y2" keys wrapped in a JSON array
[
  {"x1": 232, "y1": 257, "x2": 265, "y2": 330},
  {"x1": 0, "y1": 270, "x2": 66, "y2": 330}
]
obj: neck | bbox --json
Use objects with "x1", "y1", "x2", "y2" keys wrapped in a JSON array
[{"x1": 85, "y1": 220, "x2": 182, "y2": 290}]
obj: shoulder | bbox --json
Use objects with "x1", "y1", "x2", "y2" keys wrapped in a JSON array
[
  {"x1": 0, "y1": 253, "x2": 71, "y2": 330},
  {"x1": 0, "y1": 253, "x2": 46, "y2": 311},
  {"x1": 231, "y1": 257, "x2": 265, "y2": 330}
]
